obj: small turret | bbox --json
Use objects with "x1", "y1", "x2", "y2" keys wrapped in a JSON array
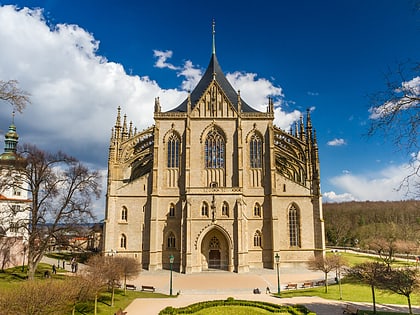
[{"x1": 0, "y1": 114, "x2": 26, "y2": 167}]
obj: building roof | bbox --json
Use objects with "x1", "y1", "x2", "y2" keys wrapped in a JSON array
[{"x1": 169, "y1": 53, "x2": 258, "y2": 113}]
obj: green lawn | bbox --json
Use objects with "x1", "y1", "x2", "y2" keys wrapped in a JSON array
[{"x1": 279, "y1": 281, "x2": 419, "y2": 305}]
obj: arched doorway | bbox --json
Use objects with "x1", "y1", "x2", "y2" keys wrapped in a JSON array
[{"x1": 200, "y1": 228, "x2": 230, "y2": 271}]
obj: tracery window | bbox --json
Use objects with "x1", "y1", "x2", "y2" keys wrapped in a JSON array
[
  {"x1": 288, "y1": 204, "x2": 300, "y2": 247},
  {"x1": 167, "y1": 134, "x2": 180, "y2": 168},
  {"x1": 254, "y1": 203, "x2": 261, "y2": 217},
  {"x1": 250, "y1": 134, "x2": 262, "y2": 168},
  {"x1": 121, "y1": 206, "x2": 128, "y2": 221},
  {"x1": 209, "y1": 236, "x2": 220, "y2": 249},
  {"x1": 253, "y1": 230, "x2": 262, "y2": 247},
  {"x1": 167, "y1": 232, "x2": 176, "y2": 248},
  {"x1": 120, "y1": 234, "x2": 127, "y2": 249},
  {"x1": 205, "y1": 128, "x2": 225, "y2": 169}
]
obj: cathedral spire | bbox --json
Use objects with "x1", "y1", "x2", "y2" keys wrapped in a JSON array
[{"x1": 212, "y1": 19, "x2": 216, "y2": 55}]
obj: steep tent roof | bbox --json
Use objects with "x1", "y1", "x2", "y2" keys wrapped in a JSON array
[{"x1": 169, "y1": 53, "x2": 258, "y2": 113}]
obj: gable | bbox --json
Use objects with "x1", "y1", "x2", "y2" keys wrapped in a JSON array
[{"x1": 190, "y1": 81, "x2": 238, "y2": 118}]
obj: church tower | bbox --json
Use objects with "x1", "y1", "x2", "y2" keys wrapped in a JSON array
[{"x1": 103, "y1": 23, "x2": 325, "y2": 273}]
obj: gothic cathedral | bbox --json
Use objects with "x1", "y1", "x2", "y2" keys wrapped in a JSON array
[{"x1": 104, "y1": 30, "x2": 325, "y2": 273}]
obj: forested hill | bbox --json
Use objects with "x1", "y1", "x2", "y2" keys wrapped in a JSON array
[{"x1": 323, "y1": 200, "x2": 420, "y2": 247}]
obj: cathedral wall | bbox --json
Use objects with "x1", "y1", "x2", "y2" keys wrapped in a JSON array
[{"x1": 104, "y1": 173, "x2": 149, "y2": 261}]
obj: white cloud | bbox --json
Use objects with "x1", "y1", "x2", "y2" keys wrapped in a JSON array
[
  {"x1": 323, "y1": 191, "x2": 356, "y2": 203},
  {"x1": 327, "y1": 138, "x2": 346, "y2": 146},
  {"x1": 153, "y1": 50, "x2": 179, "y2": 70},
  {"x1": 178, "y1": 60, "x2": 202, "y2": 91},
  {"x1": 324, "y1": 159, "x2": 419, "y2": 203}
]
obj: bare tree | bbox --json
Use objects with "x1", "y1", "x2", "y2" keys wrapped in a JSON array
[
  {"x1": 367, "y1": 61, "x2": 420, "y2": 195},
  {"x1": 84, "y1": 254, "x2": 127, "y2": 313},
  {"x1": 0, "y1": 80, "x2": 30, "y2": 113},
  {"x1": 113, "y1": 256, "x2": 141, "y2": 294},
  {"x1": 0, "y1": 144, "x2": 101, "y2": 280},
  {"x1": 307, "y1": 254, "x2": 343, "y2": 293},
  {"x1": 366, "y1": 237, "x2": 397, "y2": 269},
  {"x1": 346, "y1": 262, "x2": 388, "y2": 314},
  {"x1": 380, "y1": 267, "x2": 420, "y2": 314}
]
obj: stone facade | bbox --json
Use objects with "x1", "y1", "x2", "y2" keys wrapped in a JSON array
[{"x1": 104, "y1": 46, "x2": 325, "y2": 273}]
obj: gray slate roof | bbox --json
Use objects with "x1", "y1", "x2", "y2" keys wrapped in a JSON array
[{"x1": 169, "y1": 53, "x2": 258, "y2": 113}]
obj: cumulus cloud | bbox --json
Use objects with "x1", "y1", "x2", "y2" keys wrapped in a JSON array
[
  {"x1": 323, "y1": 191, "x2": 356, "y2": 203},
  {"x1": 327, "y1": 138, "x2": 346, "y2": 146},
  {"x1": 0, "y1": 5, "x2": 187, "y2": 162},
  {"x1": 153, "y1": 50, "x2": 179, "y2": 70},
  {"x1": 323, "y1": 159, "x2": 419, "y2": 203}
]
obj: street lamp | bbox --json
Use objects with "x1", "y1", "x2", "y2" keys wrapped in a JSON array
[
  {"x1": 275, "y1": 253, "x2": 280, "y2": 296},
  {"x1": 169, "y1": 254, "x2": 174, "y2": 296}
]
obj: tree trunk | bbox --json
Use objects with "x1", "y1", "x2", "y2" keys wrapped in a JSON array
[
  {"x1": 111, "y1": 286, "x2": 115, "y2": 306},
  {"x1": 407, "y1": 294, "x2": 412, "y2": 314},
  {"x1": 94, "y1": 293, "x2": 98, "y2": 315},
  {"x1": 324, "y1": 272, "x2": 328, "y2": 293},
  {"x1": 124, "y1": 274, "x2": 127, "y2": 295},
  {"x1": 26, "y1": 246, "x2": 44, "y2": 280},
  {"x1": 371, "y1": 284, "x2": 377, "y2": 314}
]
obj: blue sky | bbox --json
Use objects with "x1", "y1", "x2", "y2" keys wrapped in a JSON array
[{"x1": 0, "y1": 0, "x2": 419, "y2": 218}]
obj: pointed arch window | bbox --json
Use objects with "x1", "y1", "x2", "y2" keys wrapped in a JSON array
[
  {"x1": 250, "y1": 134, "x2": 262, "y2": 168},
  {"x1": 253, "y1": 230, "x2": 262, "y2": 247},
  {"x1": 120, "y1": 234, "x2": 127, "y2": 249},
  {"x1": 221, "y1": 202, "x2": 229, "y2": 217},
  {"x1": 121, "y1": 206, "x2": 128, "y2": 221},
  {"x1": 169, "y1": 203, "x2": 175, "y2": 217},
  {"x1": 254, "y1": 203, "x2": 261, "y2": 217},
  {"x1": 289, "y1": 204, "x2": 301, "y2": 247},
  {"x1": 201, "y1": 202, "x2": 209, "y2": 217},
  {"x1": 205, "y1": 128, "x2": 225, "y2": 169},
  {"x1": 167, "y1": 232, "x2": 176, "y2": 249},
  {"x1": 167, "y1": 134, "x2": 180, "y2": 168}
]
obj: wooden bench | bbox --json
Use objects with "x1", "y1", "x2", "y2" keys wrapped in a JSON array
[
  {"x1": 343, "y1": 304, "x2": 359, "y2": 314},
  {"x1": 141, "y1": 285, "x2": 155, "y2": 292},
  {"x1": 125, "y1": 284, "x2": 136, "y2": 290},
  {"x1": 315, "y1": 280, "x2": 326, "y2": 286},
  {"x1": 285, "y1": 283, "x2": 298, "y2": 290},
  {"x1": 301, "y1": 281, "x2": 313, "y2": 288}
]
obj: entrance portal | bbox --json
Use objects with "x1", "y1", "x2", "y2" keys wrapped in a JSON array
[{"x1": 200, "y1": 229, "x2": 230, "y2": 271}]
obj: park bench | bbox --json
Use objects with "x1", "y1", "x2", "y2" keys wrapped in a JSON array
[
  {"x1": 125, "y1": 284, "x2": 136, "y2": 290},
  {"x1": 301, "y1": 281, "x2": 313, "y2": 288},
  {"x1": 315, "y1": 280, "x2": 325, "y2": 286},
  {"x1": 285, "y1": 283, "x2": 298, "y2": 290},
  {"x1": 141, "y1": 285, "x2": 155, "y2": 292},
  {"x1": 343, "y1": 304, "x2": 359, "y2": 314}
]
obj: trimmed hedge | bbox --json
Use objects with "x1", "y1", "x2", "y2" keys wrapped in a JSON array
[{"x1": 159, "y1": 297, "x2": 315, "y2": 314}]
